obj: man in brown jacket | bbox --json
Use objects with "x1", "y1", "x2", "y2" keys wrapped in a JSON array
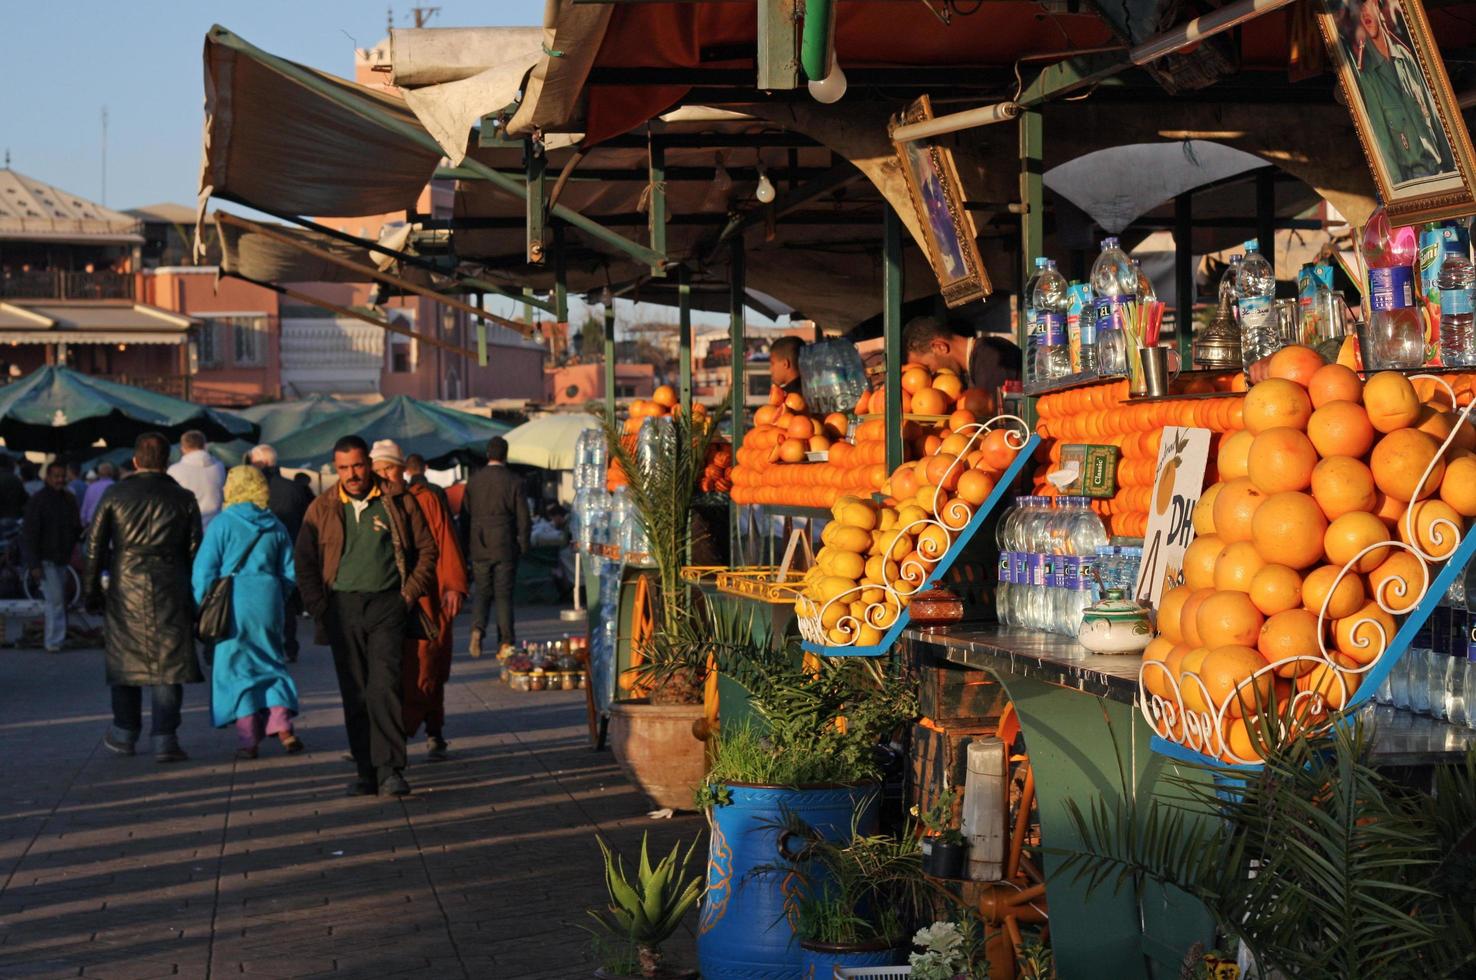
[{"x1": 295, "y1": 435, "x2": 438, "y2": 797}]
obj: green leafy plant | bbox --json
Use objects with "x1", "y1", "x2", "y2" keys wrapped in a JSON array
[
  {"x1": 1056, "y1": 719, "x2": 1476, "y2": 979},
  {"x1": 914, "y1": 787, "x2": 966, "y2": 846},
  {"x1": 700, "y1": 641, "x2": 918, "y2": 799},
  {"x1": 586, "y1": 833, "x2": 704, "y2": 978},
  {"x1": 604, "y1": 406, "x2": 730, "y2": 704},
  {"x1": 758, "y1": 814, "x2": 937, "y2": 948},
  {"x1": 909, "y1": 919, "x2": 990, "y2": 980},
  {"x1": 1015, "y1": 927, "x2": 1053, "y2": 979}
]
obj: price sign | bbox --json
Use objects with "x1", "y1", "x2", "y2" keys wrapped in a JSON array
[{"x1": 1134, "y1": 426, "x2": 1211, "y2": 609}]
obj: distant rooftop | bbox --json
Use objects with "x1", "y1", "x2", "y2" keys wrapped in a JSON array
[
  {"x1": 126, "y1": 202, "x2": 199, "y2": 225},
  {"x1": 0, "y1": 169, "x2": 143, "y2": 244}
]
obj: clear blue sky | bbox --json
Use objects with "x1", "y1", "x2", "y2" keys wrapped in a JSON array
[{"x1": 1, "y1": 1, "x2": 546, "y2": 210}]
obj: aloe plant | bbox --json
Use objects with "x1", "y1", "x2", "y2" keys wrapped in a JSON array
[{"x1": 588, "y1": 833, "x2": 703, "y2": 978}]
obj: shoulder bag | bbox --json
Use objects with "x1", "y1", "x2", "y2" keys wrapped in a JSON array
[{"x1": 197, "y1": 527, "x2": 268, "y2": 642}]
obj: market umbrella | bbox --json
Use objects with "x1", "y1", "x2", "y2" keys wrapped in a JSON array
[
  {"x1": 503, "y1": 413, "x2": 600, "y2": 470},
  {"x1": 236, "y1": 394, "x2": 359, "y2": 444},
  {"x1": 0, "y1": 366, "x2": 258, "y2": 452},
  {"x1": 272, "y1": 394, "x2": 512, "y2": 469}
]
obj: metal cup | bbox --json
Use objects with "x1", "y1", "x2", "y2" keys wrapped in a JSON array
[{"x1": 1141, "y1": 346, "x2": 1182, "y2": 398}]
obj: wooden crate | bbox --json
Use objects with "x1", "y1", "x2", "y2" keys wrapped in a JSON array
[
  {"x1": 917, "y1": 661, "x2": 1007, "y2": 725},
  {"x1": 909, "y1": 721, "x2": 998, "y2": 819}
]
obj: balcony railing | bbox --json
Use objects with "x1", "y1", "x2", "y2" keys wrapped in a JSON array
[
  {"x1": 0, "y1": 269, "x2": 135, "y2": 301},
  {"x1": 95, "y1": 374, "x2": 189, "y2": 399}
]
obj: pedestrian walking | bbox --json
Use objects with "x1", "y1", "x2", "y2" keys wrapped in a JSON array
[
  {"x1": 0, "y1": 456, "x2": 27, "y2": 521},
  {"x1": 84, "y1": 432, "x2": 203, "y2": 763},
  {"x1": 370, "y1": 440, "x2": 467, "y2": 761},
  {"x1": 295, "y1": 436, "x2": 437, "y2": 796},
  {"x1": 66, "y1": 462, "x2": 87, "y2": 503},
  {"x1": 80, "y1": 461, "x2": 115, "y2": 524},
  {"x1": 20, "y1": 460, "x2": 42, "y2": 496},
  {"x1": 168, "y1": 430, "x2": 226, "y2": 528},
  {"x1": 403, "y1": 453, "x2": 451, "y2": 517},
  {"x1": 22, "y1": 461, "x2": 81, "y2": 653},
  {"x1": 461, "y1": 436, "x2": 529, "y2": 659},
  {"x1": 192, "y1": 466, "x2": 303, "y2": 760},
  {"x1": 247, "y1": 444, "x2": 314, "y2": 663}
]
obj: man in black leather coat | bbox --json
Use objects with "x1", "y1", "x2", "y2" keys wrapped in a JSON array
[{"x1": 84, "y1": 431, "x2": 203, "y2": 763}]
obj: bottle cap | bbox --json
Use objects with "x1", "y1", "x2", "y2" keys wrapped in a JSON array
[
  {"x1": 1244, "y1": 239, "x2": 1259, "y2": 251},
  {"x1": 1101, "y1": 237, "x2": 1119, "y2": 249},
  {"x1": 1034, "y1": 256, "x2": 1049, "y2": 268}
]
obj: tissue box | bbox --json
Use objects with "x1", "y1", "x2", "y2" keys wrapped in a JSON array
[{"x1": 1059, "y1": 443, "x2": 1119, "y2": 498}]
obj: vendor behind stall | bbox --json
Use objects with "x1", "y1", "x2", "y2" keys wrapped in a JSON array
[
  {"x1": 768, "y1": 336, "x2": 806, "y2": 397},
  {"x1": 903, "y1": 316, "x2": 1021, "y2": 415}
]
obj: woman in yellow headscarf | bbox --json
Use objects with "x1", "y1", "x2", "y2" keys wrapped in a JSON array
[{"x1": 192, "y1": 465, "x2": 303, "y2": 759}]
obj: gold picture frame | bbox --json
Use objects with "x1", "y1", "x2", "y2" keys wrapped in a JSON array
[
  {"x1": 1316, "y1": 0, "x2": 1476, "y2": 224},
  {"x1": 891, "y1": 95, "x2": 991, "y2": 307}
]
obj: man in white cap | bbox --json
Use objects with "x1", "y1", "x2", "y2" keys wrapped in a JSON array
[{"x1": 369, "y1": 440, "x2": 467, "y2": 761}]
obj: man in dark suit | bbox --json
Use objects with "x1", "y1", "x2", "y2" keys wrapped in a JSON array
[
  {"x1": 460, "y1": 436, "x2": 529, "y2": 658},
  {"x1": 248, "y1": 444, "x2": 315, "y2": 662}
]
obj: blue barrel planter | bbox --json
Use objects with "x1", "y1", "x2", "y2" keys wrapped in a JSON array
[
  {"x1": 697, "y1": 783, "x2": 879, "y2": 980},
  {"x1": 798, "y1": 939, "x2": 907, "y2": 978}
]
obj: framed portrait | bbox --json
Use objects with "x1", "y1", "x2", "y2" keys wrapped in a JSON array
[
  {"x1": 891, "y1": 96, "x2": 991, "y2": 307},
  {"x1": 1316, "y1": 0, "x2": 1476, "y2": 224}
]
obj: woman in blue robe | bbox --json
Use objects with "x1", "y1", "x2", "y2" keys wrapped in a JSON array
[{"x1": 193, "y1": 465, "x2": 302, "y2": 759}]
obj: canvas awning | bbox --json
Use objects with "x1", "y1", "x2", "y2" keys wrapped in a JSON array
[
  {"x1": 199, "y1": 24, "x2": 443, "y2": 221},
  {"x1": 215, "y1": 214, "x2": 401, "y2": 285}
]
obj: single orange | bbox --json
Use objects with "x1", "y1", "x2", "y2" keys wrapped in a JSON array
[
  {"x1": 911, "y1": 387, "x2": 950, "y2": 416},
  {"x1": 1323, "y1": 511, "x2": 1392, "y2": 573},
  {"x1": 1182, "y1": 535, "x2": 1225, "y2": 591},
  {"x1": 901, "y1": 365, "x2": 932, "y2": 395},
  {"x1": 932, "y1": 371, "x2": 964, "y2": 400},
  {"x1": 1370, "y1": 428, "x2": 1445, "y2": 502},
  {"x1": 1251, "y1": 491, "x2": 1328, "y2": 570},
  {"x1": 1398, "y1": 499, "x2": 1464, "y2": 559},
  {"x1": 1309, "y1": 455, "x2": 1379, "y2": 521},
  {"x1": 1247, "y1": 427, "x2": 1318, "y2": 494},
  {"x1": 778, "y1": 438, "x2": 806, "y2": 463},
  {"x1": 1307, "y1": 400, "x2": 1376, "y2": 459},
  {"x1": 956, "y1": 469, "x2": 994, "y2": 506},
  {"x1": 787, "y1": 415, "x2": 816, "y2": 440},
  {"x1": 1214, "y1": 540, "x2": 1267, "y2": 594},
  {"x1": 784, "y1": 391, "x2": 807, "y2": 413},
  {"x1": 1200, "y1": 644, "x2": 1275, "y2": 718},
  {"x1": 823, "y1": 412, "x2": 850, "y2": 439},
  {"x1": 1307, "y1": 363, "x2": 1363, "y2": 408},
  {"x1": 979, "y1": 429, "x2": 1019, "y2": 471},
  {"x1": 958, "y1": 388, "x2": 990, "y2": 416},
  {"x1": 1197, "y1": 590, "x2": 1266, "y2": 649},
  {"x1": 1301, "y1": 564, "x2": 1366, "y2": 620},
  {"x1": 1214, "y1": 478, "x2": 1266, "y2": 544},
  {"x1": 1194, "y1": 484, "x2": 1223, "y2": 536},
  {"x1": 1366, "y1": 551, "x2": 1427, "y2": 614},
  {"x1": 1258, "y1": 608, "x2": 1323, "y2": 678},
  {"x1": 1333, "y1": 600, "x2": 1398, "y2": 664},
  {"x1": 1243, "y1": 378, "x2": 1313, "y2": 434},
  {"x1": 1362, "y1": 371, "x2": 1422, "y2": 433},
  {"x1": 1180, "y1": 589, "x2": 1216, "y2": 649},
  {"x1": 1266, "y1": 345, "x2": 1326, "y2": 387},
  {"x1": 1142, "y1": 637, "x2": 1180, "y2": 700},
  {"x1": 1157, "y1": 584, "x2": 1194, "y2": 644},
  {"x1": 1249, "y1": 563, "x2": 1303, "y2": 616},
  {"x1": 1217, "y1": 430, "x2": 1255, "y2": 480},
  {"x1": 1439, "y1": 454, "x2": 1476, "y2": 516}
]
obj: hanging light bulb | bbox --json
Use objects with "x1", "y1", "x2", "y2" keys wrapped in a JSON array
[
  {"x1": 755, "y1": 164, "x2": 776, "y2": 205},
  {"x1": 807, "y1": 63, "x2": 847, "y2": 104}
]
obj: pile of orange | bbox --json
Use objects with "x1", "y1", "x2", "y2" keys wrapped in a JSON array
[
  {"x1": 698, "y1": 440, "x2": 733, "y2": 494},
  {"x1": 798, "y1": 423, "x2": 1024, "y2": 647},
  {"x1": 730, "y1": 368, "x2": 993, "y2": 508},
  {"x1": 1035, "y1": 379, "x2": 1246, "y2": 537},
  {"x1": 609, "y1": 384, "x2": 711, "y2": 491},
  {"x1": 1144, "y1": 345, "x2": 1473, "y2": 763}
]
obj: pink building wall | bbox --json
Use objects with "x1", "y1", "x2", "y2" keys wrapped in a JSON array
[
  {"x1": 547, "y1": 363, "x2": 657, "y2": 406},
  {"x1": 141, "y1": 267, "x2": 281, "y2": 405}
]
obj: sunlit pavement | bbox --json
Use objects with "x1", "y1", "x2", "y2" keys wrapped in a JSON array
[{"x1": 0, "y1": 605, "x2": 704, "y2": 979}]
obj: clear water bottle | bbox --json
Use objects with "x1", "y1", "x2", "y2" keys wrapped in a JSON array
[
  {"x1": 1389, "y1": 640, "x2": 1412, "y2": 709},
  {"x1": 1236, "y1": 240, "x2": 1279, "y2": 369},
  {"x1": 995, "y1": 499, "x2": 1023, "y2": 627},
  {"x1": 1438, "y1": 237, "x2": 1476, "y2": 367},
  {"x1": 1461, "y1": 618, "x2": 1476, "y2": 729},
  {"x1": 1033, "y1": 261, "x2": 1071, "y2": 383},
  {"x1": 1023, "y1": 258, "x2": 1049, "y2": 386},
  {"x1": 1407, "y1": 615, "x2": 1433, "y2": 714},
  {"x1": 1442, "y1": 607, "x2": 1468, "y2": 723},
  {"x1": 1092, "y1": 237, "x2": 1138, "y2": 377},
  {"x1": 1133, "y1": 258, "x2": 1157, "y2": 303},
  {"x1": 1428, "y1": 606, "x2": 1452, "y2": 721},
  {"x1": 1067, "y1": 282, "x2": 1095, "y2": 375},
  {"x1": 1055, "y1": 497, "x2": 1107, "y2": 635},
  {"x1": 1024, "y1": 497, "x2": 1054, "y2": 630},
  {"x1": 1362, "y1": 205, "x2": 1424, "y2": 369},
  {"x1": 1220, "y1": 254, "x2": 1243, "y2": 319}
]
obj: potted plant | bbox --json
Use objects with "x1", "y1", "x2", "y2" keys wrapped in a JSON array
[
  {"x1": 585, "y1": 833, "x2": 702, "y2": 979},
  {"x1": 916, "y1": 788, "x2": 968, "y2": 879},
  {"x1": 695, "y1": 647, "x2": 918, "y2": 980},
  {"x1": 604, "y1": 407, "x2": 730, "y2": 810},
  {"x1": 908, "y1": 919, "x2": 990, "y2": 980},
  {"x1": 767, "y1": 819, "x2": 938, "y2": 977}
]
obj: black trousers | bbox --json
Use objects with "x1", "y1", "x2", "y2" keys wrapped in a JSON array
[
  {"x1": 470, "y1": 559, "x2": 518, "y2": 647},
  {"x1": 111, "y1": 684, "x2": 183, "y2": 737},
  {"x1": 283, "y1": 587, "x2": 302, "y2": 661},
  {"x1": 325, "y1": 590, "x2": 407, "y2": 781}
]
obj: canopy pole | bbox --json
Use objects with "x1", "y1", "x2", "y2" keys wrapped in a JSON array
[
  {"x1": 206, "y1": 26, "x2": 665, "y2": 273},
  {"x1": 603, "y1": 300, "x2": 616, "y2": 423},
  {"x1": 729, "y1": 238, "x2": 746, "y2": 565},
  {"x1": 1257, "y1": 169, "x2": 1276, "y2": 280},
  {"x1": 883, "y1": 206, "x2": 904, "y2": 474},
  {"x1": 678, "y1": 265, "x2": 693, "y2": 419},
  {"x1": 553, "y1": 223, "x2": 569, "y2": 322},
  {"x1": 648, "y1": 141, "x2": 667, "y2": 278},
  {"x1": 1019, "y1": 108, "x2": 1044, "y2": 426},
  {"x1": 1175, "y1": 192, "x2": 1194, "y2": 363},
  {"x1": 526, "y1": 139, "x2": 547, "y2": 264},
  {"x1": 215, "y1": 212, "x2": 534, "y2": 337}
]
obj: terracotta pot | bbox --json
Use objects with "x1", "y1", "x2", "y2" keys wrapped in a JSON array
[{"x1": 607, "y1": 699, "x2": 707, "y2": 811}]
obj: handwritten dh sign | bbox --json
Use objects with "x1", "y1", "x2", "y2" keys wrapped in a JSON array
[{"x1": 1133, "y1": 426, "x2": 1211, "y2": 609}]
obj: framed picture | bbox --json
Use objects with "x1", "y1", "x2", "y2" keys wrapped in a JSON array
[
  {"x1": 891, "y1": 96, "x2": 991, "y2": 307},
  {"x1": 1316, "y1": 0, "x2": 1476, "y2": 224}
]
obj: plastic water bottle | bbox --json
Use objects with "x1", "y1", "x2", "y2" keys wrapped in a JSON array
[
  {"x1": 1220, "y1": 254, "x2": 1243, "y2": 319},
  {"x1": 1068, "y1": 282, "x2": 1095, "y2": 375},
  {"x1": 995, "y1": 499, "x2": 1024, "y2": 627},
  {"x1": 1092, "y1": 238, "x2": 1138, "y2": 377},
  {"x1": 1428, "y1": 606, "x2": 1451, "y2": 721},
  {"x1": 1235, "y1": 240, "x2": 1279, "y2": 369},
  {"x1": 1438, "y1": 238, "x2": 1476, "y2": 367},
  {"x1": 1408, "y1": 616, "x2": 1432, "y2": 714},
  {"x1": 1026, "y1": 497, "x2": 1055, "y2": 630},
  {"x1": 1461, "y1": 618, "x2": 1476, "y2": 729},
  {"x1": 1133, "y1": 258, "x2": 1157, "y2": 303},
  {"x1": 1056, "y1": 497, "x2": 1108, "y2": 635},
  {"x1": 1362, "y1": 206, "x2": 1424, "y2": 369},
  {"x1": 1032, "y1": 261, "x2": 1071, "y2": 383},
  {"x1": 1023, "y1": 257, "x2": 1049, "y2": 385}
]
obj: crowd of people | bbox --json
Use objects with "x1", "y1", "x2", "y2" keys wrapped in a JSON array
[{"x1": 13, "y1": 430, "x2": 537, "y2": 797}]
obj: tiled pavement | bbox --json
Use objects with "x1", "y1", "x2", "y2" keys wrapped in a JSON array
[{"x1": 0, "y1": 606, "x2": 706, "y2": 978}]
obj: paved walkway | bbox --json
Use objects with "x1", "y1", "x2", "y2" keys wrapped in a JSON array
[{"x1": 0, "y1": 606, "x2": 705, "y2": 978}]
